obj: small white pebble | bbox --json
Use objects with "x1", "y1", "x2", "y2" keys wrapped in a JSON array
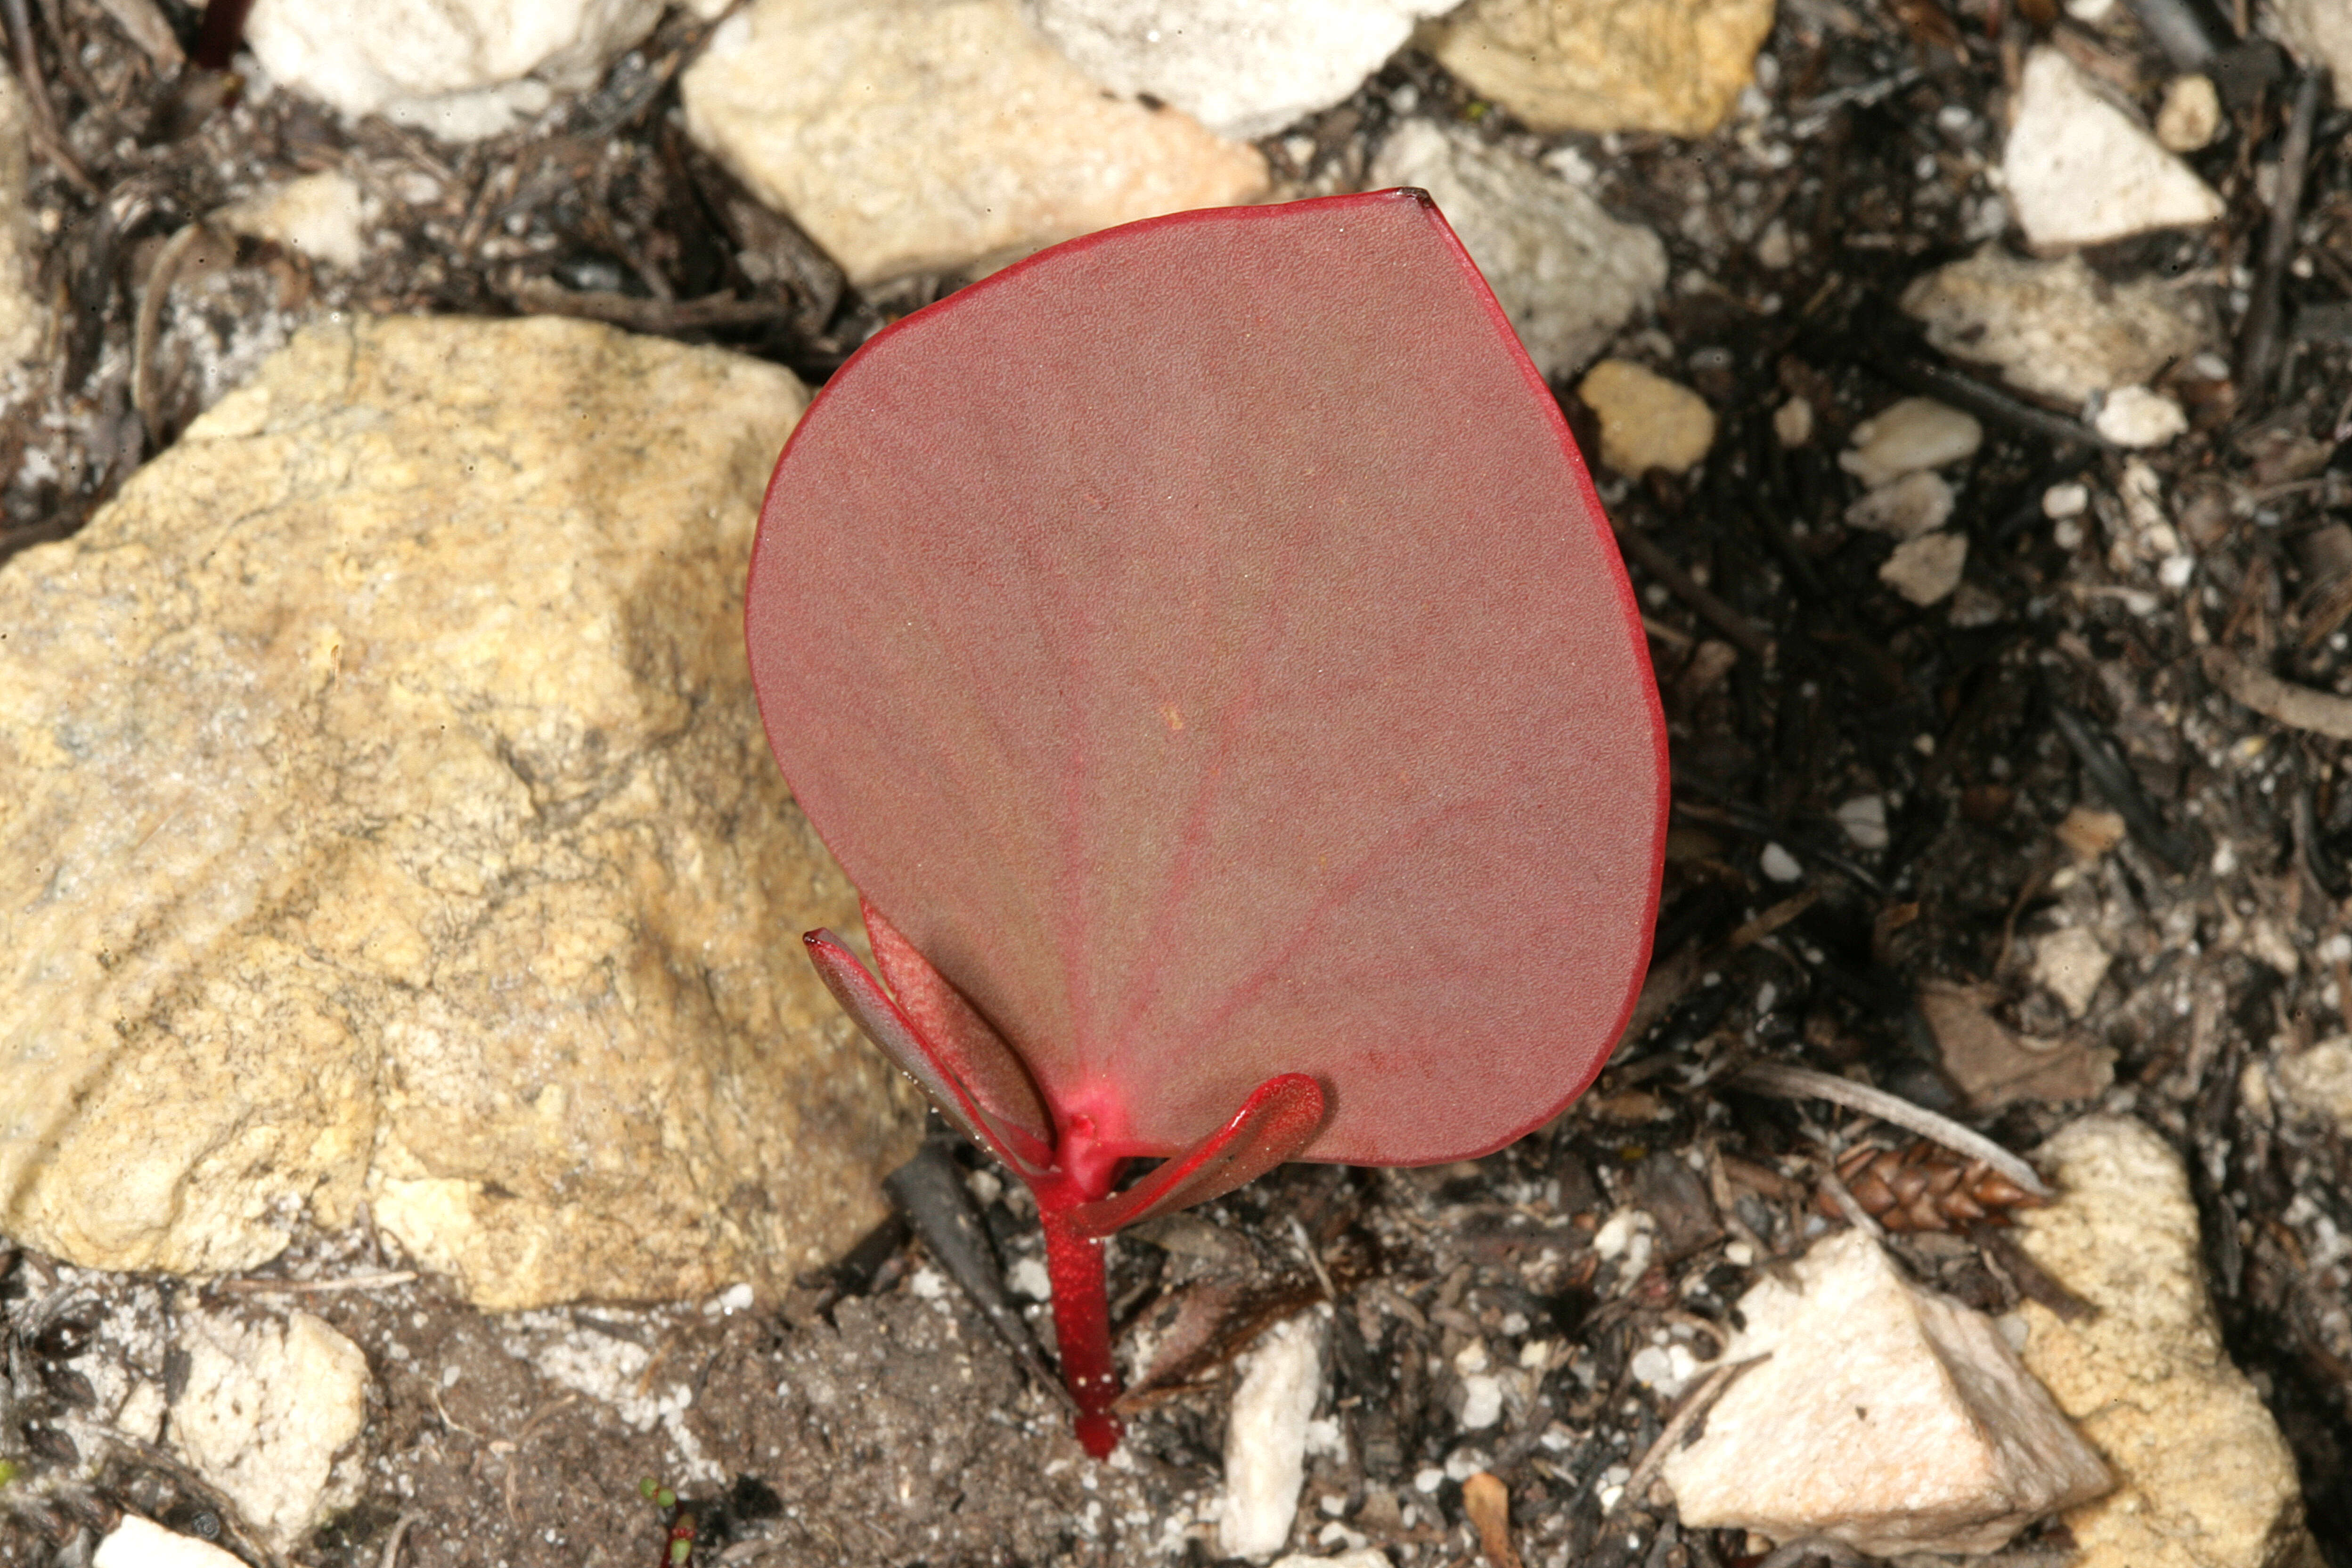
[
  {"x1": 1841, "y1": 397, "x2": 1981, "y2": 486},
  {"x1": 1413, "y1": 1467, "x2": 1446, "y2": 1494},
  {"x1": 1544, "y1": 144, "x2": 1597, "y2": 185},
  {"x1": 1009, "y1": 1258, "x2": 1052, "y2": 1300},
  {"x1": 1760, "y1": 843, "x2": 1804, "y2": 882},
  {"x1": 1592, "y1": 1209, "x2": 1653, "y2": 1260},
  {"x1": 1773, "y1": 396, "x2": 1813, "y2": 447},
  {"x1": 2158, "y1": 554, "x2": 2195, "y2": 589},
  {"x1": 2093, "y1": 386, "x2": 2189, "y2": 449},
  {"x1": 1445, "y1": 1448, "x2": 1491, "y2": 1482},
  {"x1": 1835, "y1": 795, "x2": 1889, "y2": 850},
  {"x1": 1458, "y1": 1374, "x2": 1504, "y2": 1429},
  {"x1": 2042, "y1": 481, "x2": 2089, "y2": 519}
]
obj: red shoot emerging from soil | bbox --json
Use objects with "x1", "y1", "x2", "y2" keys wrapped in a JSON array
[{"x1": 747, "y1": 190, "x2": 1668, "y2": 1456}]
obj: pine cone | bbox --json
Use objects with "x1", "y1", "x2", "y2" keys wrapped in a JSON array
[{"x1": 1821, "y1": 1140, "x2": 2044, "y2": 1233}]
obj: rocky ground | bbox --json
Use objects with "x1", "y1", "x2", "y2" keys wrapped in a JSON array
[{"x1": 5, "y1": 1, "x2": 2352, "y2": 1568}]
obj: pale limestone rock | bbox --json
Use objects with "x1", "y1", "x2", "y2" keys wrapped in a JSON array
[
  {"x1": 1576, "y1": 359, "x2": 1714, "y2": 475},
  {"x1": 0, "y1": 315, "x2": 922, "y2": 1308},
  {"x1": 1845, "y1": 471, "x2": 1954, "y2": 539},
  {"x1": 1660, "y1": 1228, "x2": 2111, "y2": 1556},
  {"x1": 1426, "y1": 0, "x2": 1775, "y2": 137},
  {"x1": 2004, "y1": 48, "x2": 2225, "y2": 252},
  {"x1": 246, "y1": 0, "x2": 665, "y2": 140},
  {"x1": 2276, "y1": 1038, "x2": 2352, "y2": 1137},
  {"x1": 2056, "y1": 805, "x2": 2126, "y2": 859},
  {"x1": 2094, "y1": 385, "x2": 2189, "y2": 449},
  {"x1": 2155, "y1": 74, "x2": 2221, "y2": 152},
  {"x1": 2017, "y1": 1117, "x2": 2324, "y2": 1568},
  {"x1": 170, "y1": 1312, "x2": 369, "y2": 1549},
  {"x1": 2033, "y1": 926, "x2": 2111, "y2": 1018},
  {"x1": 2274, "y1": 0, "x2": 2352, "y2": 107},
  {"x1": 0, "y1": 74, "x2": 44, "y2": 376},
  {"x1": 1835, "y1": 794, "x2": 1888, "y2": 850},
  {"x1": 1879, "y1": 531, "x2": 1968, "y2": 607},
  {"x1": 216, "y1": 171, "x2": 376, "y2": 270},
  {"x1": 1021, "y1": 0, "x2": 1454, "y2": 140},
  {"x1": 1901, "y1": 247, "x2": 2213, "y2": 405},
  {"x1": 1841, "y1": 397, "x2": 1982, "y2": 487},
  {"x1": 1367, "y1": 122, "x2": 1665, "y2": 379},
  {"x1": 679, "y1": 0, "x2": 1267, "y2": 287},
  {"x1": 94, "y1": 1517, "x2": 249, "y2": 1568},
  {"x1": 1220, "y1": 1313, "x2": 1327, "y2": 1560}
]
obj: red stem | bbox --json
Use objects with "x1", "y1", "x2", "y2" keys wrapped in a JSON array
[{"x1": 1038, "y1": 1195, "x2": 1122, "y2": 1458}]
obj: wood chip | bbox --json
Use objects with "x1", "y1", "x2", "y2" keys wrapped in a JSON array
[
  {"x1": 1462, "y1": 1472, "x2": 1521, "y2": 1568},
  {"x1": 2204, "y1": 646, "x2": 2352, "y2": 743}
]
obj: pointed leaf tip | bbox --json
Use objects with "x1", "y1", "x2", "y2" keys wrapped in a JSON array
[{"x1": 803, "y1": 929, "x2": 1053, "y2": 1173}]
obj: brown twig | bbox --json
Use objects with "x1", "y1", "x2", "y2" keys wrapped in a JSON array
[
  {"x1": 505, "y1": 277, "x2": 795, "y2": 334},
  {"x1": 2, "y1": 0, "x2": 93, "y2": 193},
  {"x1": 1756, "y1": 1538, "x2": 1868, "y2": 1568},
  {"x1": 377, "y1": 1511, "x2": 423, "y2": 1568},
  {"x1": 1860, "y1": 349, "x2": 2113, "y2": 452},
  {"x1": 1815, "y1": 1160, "x2": 1888, "y2": 1241},
  {"x1": 214, "y1": 1270, "x2": 417, "y2": 1294},
  {"x1": 1968, "y1": 1221, "x2": 2098, "y2": 1323},
  {"x1": 131, "y1": 221, "x2": 209, "y2": 448},
  {"x1": 1730, "y1": 1062, "x2": 2052, "y2": 1199},
  {"x1": 191, "y1": 0, "x2": 253, "y2": 72},
  {"x1": 91, "y1": 0, "x2": 181, "y2": 68},
  {"x1": 1610, "y1": 520, "x2": 1775, "y2": 661},
  {"x1": 2237, "y1": 69, "x2": 2325, "y2": 395}
]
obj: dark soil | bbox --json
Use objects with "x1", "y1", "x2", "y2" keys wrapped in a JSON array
[{"x1": 6, "y1": 1, "x2": 2352, "y2": 1566}]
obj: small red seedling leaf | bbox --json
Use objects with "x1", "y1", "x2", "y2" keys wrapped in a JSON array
[
  {"x1": 752, "y1": 188, "x2": 1667, "y2": 1455},
  {"x1": 862, "y1": 895, "x2": 1054, "y2": 1148},
  {"x1": 1064, "y1": 1073, "x2": 1324, "y2": 1239},
  {"x1": 803, "y1": 930, "x2": 1054, "y2": 1176}
]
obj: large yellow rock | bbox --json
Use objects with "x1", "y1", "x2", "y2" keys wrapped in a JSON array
[
  {"x1": 1426, "y1": 0, "x2": 1776, "y2": 138},
  {"x1": 0, "y1": 314, "x2": 922, "y2": 1308},
  {"x1": 681, "y1": 0, "x2": 1268, "y2": 286},
  {"x1": 2016, "y1": 1118, "x2": 2324, "y2": 1568}
]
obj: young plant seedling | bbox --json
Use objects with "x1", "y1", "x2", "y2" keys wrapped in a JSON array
[{"x1": 746, "y1": 189, "x2": 1667, "y2": 1457}]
